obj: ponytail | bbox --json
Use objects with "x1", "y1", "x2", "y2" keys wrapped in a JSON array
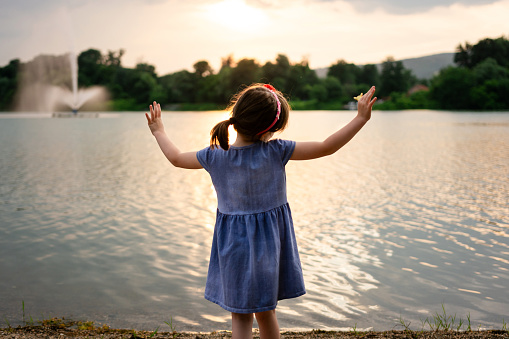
[{"x1": 210, "y1": 119, "x2": 231, "y2": 150}]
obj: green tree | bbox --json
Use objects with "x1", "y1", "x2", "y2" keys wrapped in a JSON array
[
  {"x1": 379, "y1": 57, "x2": 416, "y2": 97},
  {"x1": 216, "y1": 66, "x2": 234, "y2": 103},
  {"x1": 468, "y1": 58, "x2": 509, "y2": 110},
  {"x1": 454, "y1": 42, "x2": 473, "y2": 68},
  {"x1": 472, "y1": 58, "x2": 509, "y2": 84},
  {"x1": 104, "y1": 49, "x2": 125, "y2": 67},
  {"x1": 375, "y1": 90, "x2": 432, "y2": 110},
  {"x1": 133, "y1": 72, "x2": 158, "y2": 105},
  {"x1": 229, "y1": 58, "x2": 260, "y2": 92},
  {"x1": 261, "y1": 61, "x2": 278, "y2": 83},
  {"x1": 429, "y1": 66, "x2": 474, "y2": 109},
  {"x1": 160, "y1": 70, "x2": 196, "y2": 104},
  {"x1": 328, "y1": 60, "x2": 360, "y2": 85},
  {"x1": 308, "y1": 83, "x2": 327, "y2": 102},
  {"x1": 195, "y1": 73, "x2": 221, "y2": 104},
  {"x1": 78, "y1": 49, "x2": 102, "y2": 86},
  {"x1": 358, "y1": 64, "x2": 380, "y2": 87},
  {"x1": 285, "y1": 60, "x2": 318, "y2": 101},
  {"x1": 323, "y1": 76, "x2": 343, "y2": 101},
  {"x1": 455, "y1": 36, "x2": 509, "y2": 69},
  {"x1": 220, "y1": 54, "x2": 234, "y2": 70},
  {"x1": 136, "y1": 63, "x2": 157, "y2": 77},
  {"x1": 470, "y1": 78, "x2": 509, "y2": 110},
  {"x1": 193, "y1": 60, "x2": 213, "y2": 78},
  {"x1": 262, "y1": 54, "x2": 291, "y2": 83},
  {"x1": 0, "y1": 59, "x2": 20, "y2": 110}
]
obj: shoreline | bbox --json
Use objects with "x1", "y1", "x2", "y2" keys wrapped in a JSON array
[
  {"x1": 1, "y1": 315, "x2": 509, "y2": 338},
  {"x1": 1, "y1": 325, "x2": 508, "y2": 339}
]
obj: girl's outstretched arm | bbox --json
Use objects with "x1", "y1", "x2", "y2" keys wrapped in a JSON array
[
  {"x1": 145, "y1": 101, "x2": 203, "y2": 169},
  {"x1": 291, "y1": 86, "x2": 377, "y2": 161}
]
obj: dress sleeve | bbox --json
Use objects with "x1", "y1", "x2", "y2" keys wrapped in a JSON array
[
  {"x1": 196, "y1": 146, "x2": 211, "y2": 172},
  {"x1": 273, "y1": 139, "x2": 296, "y2": 165}
]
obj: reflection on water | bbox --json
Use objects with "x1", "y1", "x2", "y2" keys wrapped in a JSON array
[{"x1": 0, "y1": 111, "x2": 508, "y2": 331}]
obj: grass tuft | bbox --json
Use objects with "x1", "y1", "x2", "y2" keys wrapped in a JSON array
[
  {"x1": 398, "y1": 315, "x2": 411, "y2": 332},
  {"x1": 349, "y1": 323, "x2": 360, "y2": 336},
  {"x1": 164, "y1": 316, "x2": 178, "y2": 339},
  {"x1": 149, "y1": 325, "x2": 160, "y2": 338}
]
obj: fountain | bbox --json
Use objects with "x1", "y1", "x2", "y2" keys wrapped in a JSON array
[
  {"x1": 13, "y1": 52, "x2": 109, "y2": 117},
  {"x1": 51, "y1": 50, "x2": 109, "y2": 118},
  {"x1": 13, "y1": 8, "x2": 108, "y2": 117}
]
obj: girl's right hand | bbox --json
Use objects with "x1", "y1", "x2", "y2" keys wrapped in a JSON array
[
  {"x1": 145, "y1": 101, "x2": 165, "y2": 135},
  {"x1": 357, "y1": 86, "x2": 377, "y2": 122}
]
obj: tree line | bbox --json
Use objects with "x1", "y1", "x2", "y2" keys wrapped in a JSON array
[{"x1": 1, "y1": 35, "x2": 508, "y2": 111}]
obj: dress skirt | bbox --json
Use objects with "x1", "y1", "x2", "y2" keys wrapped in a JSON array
[{"x1": 204, "y1": 203, "x2": 306, "y2": 313}]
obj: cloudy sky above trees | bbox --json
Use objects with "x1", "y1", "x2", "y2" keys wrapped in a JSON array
[{"x1": 1, "y1": 0, "x2": 507, "y2": 74}]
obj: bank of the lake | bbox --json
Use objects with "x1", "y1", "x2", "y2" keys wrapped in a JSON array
[{"x1": 2, "y1": 326, "x2": 509, "y2": 339}]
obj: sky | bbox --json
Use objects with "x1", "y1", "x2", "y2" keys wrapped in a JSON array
[{"x1": 1, "y1": 0, "x2": 508, "y2": 75}]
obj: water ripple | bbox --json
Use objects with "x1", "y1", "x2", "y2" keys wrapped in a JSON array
[{"x1": 1, "y1": 111, "x2": 508, "y2": 331}]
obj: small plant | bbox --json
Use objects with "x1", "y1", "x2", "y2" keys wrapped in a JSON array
[
  {"x1": 22, "y1": 300, "x2": 26, "y2": 325},
  {"x1": 420, "y1": 305, "x2": 472, "y2": 332},
  {"x1": 19, "y1": 301, "x2": 35, "y2": 326},
  {"x1": 40, "y1": 317, "x2": 69, "y2": 329},
  {"x1": 149, "y1": 326, "x2": 160, "y2": 338},
  {"x1": 502, "y1": 319, "x2": 508, "y2": 333},
  {"x1": 77, "y1": 321, "x2": 95, "y2": 330},
  {"x1": 164, "y1": 316, "x2": 178, "y2": 339},
  {"x1": 350, "y1": 323, "x2": 359, "y2": 335},
  {"x1": 419, "y1": 317, "x2": 427, "y2": 332},
  {"x1": 3, "y1": 316, "x2": 11, "y2": 329},
  {"x1": 99, "y1": 324, "x2": 111, "y2": 331},
  {"x1": 398, "y1": 315, "x2": 411, "y2": 332},
  {"x1": 456, "y1": 317, "x2": 464, "y2": 331},
  {"x1": 426, "y1": 303, "x2": 458, "y2": 331},
  {"x1": 424, "y1": 317, "x2": 435, "y2": 331}
]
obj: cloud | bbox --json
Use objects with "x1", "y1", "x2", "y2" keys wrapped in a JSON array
[
  {"x1": 1, "y1": 0, "x2": 508, "y2": 74},
  {"x1": 317, "y1": 0, "x2": 500, "y2": 14},
  {"x1": 246, "y1": 0, "x2": 501, "y2": 13}
]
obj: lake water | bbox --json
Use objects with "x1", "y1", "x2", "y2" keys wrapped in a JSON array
[{"x1": 0, "y1": 110, "x2": 508, "y2": 332}]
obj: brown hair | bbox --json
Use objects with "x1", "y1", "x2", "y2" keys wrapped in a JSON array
[{"x1": 210, "y1": 83, "x2": 290, "y2": 150}]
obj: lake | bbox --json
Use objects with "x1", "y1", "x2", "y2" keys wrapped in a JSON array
[{"x1": 0, "y1": 110, "x2": 508, "y2": 332}]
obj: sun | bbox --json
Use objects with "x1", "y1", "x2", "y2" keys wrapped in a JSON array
[{"x1": 204, "y1": 0, "x2": 268, "y2": 32}]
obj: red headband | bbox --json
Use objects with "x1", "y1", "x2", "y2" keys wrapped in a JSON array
[{"x1": 257, "y1": 84, "x2": 281, "y2": 135}]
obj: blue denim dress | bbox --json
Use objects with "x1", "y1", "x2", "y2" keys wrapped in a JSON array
[{"x1": 197, "y1": 139, "x2": 306, "y2": 314}]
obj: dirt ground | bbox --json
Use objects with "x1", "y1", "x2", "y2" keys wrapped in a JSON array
[{"x1": 1, "y1": 326, "x2": 508, "y2": 339}]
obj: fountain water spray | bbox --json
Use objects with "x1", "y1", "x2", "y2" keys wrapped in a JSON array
[
  {"x1": 70, "y1": 50, "x2": 79, "y2": 113},
  {"x1": 13, "y1": 7, "x2": 109, "y2": 116}
]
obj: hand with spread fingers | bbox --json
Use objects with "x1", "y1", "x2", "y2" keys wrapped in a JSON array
[
  {"x1": 356, "y1": 86, "x2": 377, "y2": 122},
  {"x1": 145, "y1": 101, "x2": 165, "y2": 135}
]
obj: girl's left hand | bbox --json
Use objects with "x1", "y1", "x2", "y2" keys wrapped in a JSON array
[
  {"x1": 357, "y1": 86, "x2": 377, "y2": 122},
  {"x1": 145, "y1": 101, "x2": 165, "y2": 135}
]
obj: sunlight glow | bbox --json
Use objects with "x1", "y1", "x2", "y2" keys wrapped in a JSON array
[{"x1": 204, "y1": 0, "x2": 268, "y2": 32}]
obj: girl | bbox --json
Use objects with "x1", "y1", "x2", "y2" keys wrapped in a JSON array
[{"x1": 145, "y1": 84, "x2": 376, "y2": 339}]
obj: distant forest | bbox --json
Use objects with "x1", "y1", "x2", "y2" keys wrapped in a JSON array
[{"x1": 1, "y1": 36, "x2": 509, "y2": 111}]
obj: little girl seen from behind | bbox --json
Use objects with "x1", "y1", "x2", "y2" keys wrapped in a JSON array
[{"x1": 146, "y1": 84, "x2": 376, "y2": 339}]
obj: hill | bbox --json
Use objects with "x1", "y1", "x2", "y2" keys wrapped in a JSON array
[
  {"x1": 399, "y1": 52, "x2": 455, "y2": 79},
  {"x1": 314, "y1": 52, "x2": 455, "y2": 80}
]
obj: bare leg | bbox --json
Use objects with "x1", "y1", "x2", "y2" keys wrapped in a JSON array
[
  {"x1": 232, "y1": 312, "x2": 254, "y2": 339},
  {"x1": 255, "y1": 310, "x2": 280, "y2": 339}
]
